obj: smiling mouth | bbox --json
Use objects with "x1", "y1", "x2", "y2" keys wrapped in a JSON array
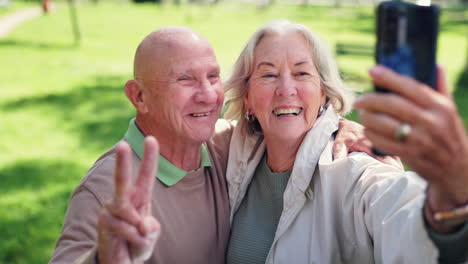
[
  {"x1": 272, "y1": 107, "x2": 303, "y2": 117},
  {"x1": 190, "y1": 112, "x2": 210, "y2": 117}
]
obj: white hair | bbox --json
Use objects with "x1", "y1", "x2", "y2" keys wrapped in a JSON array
[{"x1": 224, "y1": 19, "x2": 355, "y2": 134}]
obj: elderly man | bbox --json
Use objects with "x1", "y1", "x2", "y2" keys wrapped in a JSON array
[
  {"x1": 49, "y1": 26, "x2": 390, "y2": 264},
  {"x1": 50, "y1": 26, "x2": 234, "y2": 264}
]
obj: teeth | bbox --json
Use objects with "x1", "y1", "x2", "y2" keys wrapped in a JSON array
[
  {"x1": 273, "y1": 107, "x2": 303, "y2": 116},
  {"x1": 191, "y1": 112, "x2": 210, "y2": 117}
]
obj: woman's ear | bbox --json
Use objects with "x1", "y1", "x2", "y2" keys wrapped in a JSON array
[
  {"x1": 320, "y1": 84, "x2": 327, "y2": 106},
  {"x1": 125, "y1": 80, "x2": 149, "y2": 114},
  {"x1": 243, "y1": 91, "x2": 250, "y2": 113}
]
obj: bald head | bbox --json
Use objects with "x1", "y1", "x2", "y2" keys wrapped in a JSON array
[
  {"x1": 133, "y1": 26, "x2": 214, "y2": 80},
  {"x1": 125, "y1": 26, "x2": 223, "y2": 148}
]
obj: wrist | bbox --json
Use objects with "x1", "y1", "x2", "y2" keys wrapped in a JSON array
[
  {"x1": 427, "y1": 184, "x2": 468, "y2": 211},
  {"x1": 425, "y1": 187, "x2": 468, "y2": 233}
]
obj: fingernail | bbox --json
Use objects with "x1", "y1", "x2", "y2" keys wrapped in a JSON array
[
  {"x1": 354, "y1": 97, "x2": 363, "y2": 108},
  {"x1": 369, "y1": 65, "x2": 384, "y2": 77},
  {"x1": 354, "y1": 99, "x2": 361, "y2": 106}
]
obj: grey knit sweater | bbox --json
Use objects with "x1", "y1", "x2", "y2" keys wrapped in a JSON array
[{"x1": 226, "y1": 154, "x2": 292, "y2": 264}]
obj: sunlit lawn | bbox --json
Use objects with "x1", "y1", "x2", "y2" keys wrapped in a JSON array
[{"x1": 0, "y1": 1, "x2": 466, "y2": 262}]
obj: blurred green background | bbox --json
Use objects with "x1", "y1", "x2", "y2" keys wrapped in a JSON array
[{"x1": 0, "y1": 0, "x2": 466, "y2": 262}]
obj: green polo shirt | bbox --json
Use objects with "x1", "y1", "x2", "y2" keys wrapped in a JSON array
[{"x1": 123, "y1": 118, "x2": 212, "y2": 186}]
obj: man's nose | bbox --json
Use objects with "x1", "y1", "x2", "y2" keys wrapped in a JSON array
[
  {"x1": 275, "y1": 75, "x2": 297, "y2": 97},
  {"x1": 194, "y1": 79, "x2": 218, "y2": 104}
]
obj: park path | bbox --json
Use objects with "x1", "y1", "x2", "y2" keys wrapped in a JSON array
[{"x1": 0, "y1": 7, "x2": 42, "y2": 38}]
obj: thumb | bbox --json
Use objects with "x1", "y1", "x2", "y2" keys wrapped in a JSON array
[
  {"x1": 131, "y1": 216, "x2": 160, "y2": 262},
  {"x1": 138, "y1": 215, "x2": 160, "y2": 236},
  {"x1": 333, "y1": 142, "x2": 348, "y2": 160}
]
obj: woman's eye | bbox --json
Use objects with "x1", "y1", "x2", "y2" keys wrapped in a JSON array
[
  {"x1": 262, "y1": 74, "x2": 277, "y2": 79},
  {"x1": 295, "y1": 72, "x2": 312, "y2": 80}
]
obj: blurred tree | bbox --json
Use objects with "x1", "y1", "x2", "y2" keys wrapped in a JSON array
[{"x1": 67, "y1": 0, "x2": 81, "y2": 45}]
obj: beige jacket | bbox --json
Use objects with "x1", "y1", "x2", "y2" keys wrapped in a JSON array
[{"x1": 226, "y1": 107, "x2": 439, "y2": 264}]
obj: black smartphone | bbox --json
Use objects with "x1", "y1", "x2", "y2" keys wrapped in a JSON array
[
  {"x1": 372, "y1": 1, "x2": 440, "y2": 156},
  {"x1": 375, "y1": 0, "x2": 440, "y2": 92}
]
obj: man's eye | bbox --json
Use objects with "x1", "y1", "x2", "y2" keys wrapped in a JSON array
[
  {"x1": 208, "y1": 74, "x2": 219, "y2": 79},
  {"x1": 177, "y1": 76, "x2": 191, "y2": 81}
]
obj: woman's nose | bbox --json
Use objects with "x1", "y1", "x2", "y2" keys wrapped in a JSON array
[{"x1": 275, "y1": 75, "x2": 297, "y2": 97}]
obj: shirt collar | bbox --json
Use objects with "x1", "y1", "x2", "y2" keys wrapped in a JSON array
[{"x1": 123, "y1": 118, "x2": 212, "y2": 186}]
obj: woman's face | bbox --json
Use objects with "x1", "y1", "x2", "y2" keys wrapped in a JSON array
[{"x1": 244, "y1": 32, "x2": 326, "y2": 142}]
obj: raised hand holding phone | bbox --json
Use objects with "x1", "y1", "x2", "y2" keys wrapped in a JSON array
[
  {"x1": 356, "y1": 65, "x2": 468, "y2": 232},
  {"x1": 98, "y1": 137, "x2": 161, "y2": 263}
]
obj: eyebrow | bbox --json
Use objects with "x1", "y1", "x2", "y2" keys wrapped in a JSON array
[
  {"x1": 294, "y1": 61, "x2": 309, "y2": 66},
  {"x1": 256, "y1": 60, "x2": 311, "y2": 69},
  {"x1": 256, "y1": 61, "x2": 275, "y2": 69}
]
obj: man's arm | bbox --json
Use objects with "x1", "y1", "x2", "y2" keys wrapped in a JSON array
[
  {"x1": 51, "y1": 138, "x2": 160, "y2": 264},
  {"x1": 50, "y1": 188, "x2": 102, "y2": 264}
]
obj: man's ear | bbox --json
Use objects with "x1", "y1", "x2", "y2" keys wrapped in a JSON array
[{"x1": 125, "y1": 80, "x2": 149, "y2": 114}]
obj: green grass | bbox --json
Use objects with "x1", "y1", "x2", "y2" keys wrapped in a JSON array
[{"x1": 0, "y1": 2, "x2": 466, "y2": 263}]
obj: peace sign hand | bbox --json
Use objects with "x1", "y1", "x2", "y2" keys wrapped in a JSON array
[{"x1": 97, "y1": 136, "x2": 161, "y2": 263}]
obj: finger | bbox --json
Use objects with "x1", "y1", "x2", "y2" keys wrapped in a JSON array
[
  {"x1": 406, "y1": 156, "x2": 445, "y2": 183},
  {"x1": 334, "y1": 119, "x2": 368, "y2": 159},
  {"x1": 436, "y1": 65, "x2": 451, "y2": 99},
  {"x1": 135, "y1": 136, "x2": 159, "y2": 209},
  {"x1": 115, "y1": 141, "x2": 133, "y2": 201},
  {"x1": 333, "y1": 119, "x2": 348, "y2": 159},
  {"x1": 376, "y1": 156, "x2": 404, "y2": 171},
  {"x1": 365, "y1": 126, "x2": 448, "y2": 169},
  {"x1": 99, "y1": 209, "x2": 148, "y2": 247},
  {"x1": 358, "y1": 109, "x2": 400, "y2": 140},
  {"x1": 131, "y1": 217, "x2": 161, "y2": 262},
  {"x1": 357, "y1": 93, "x2": 457, "y2": 155},
  {"x1": 364, "y1": 129, "x2": 407, "y2": 157},
  {"x1": 351, "y1": 111, "x2": 402, "y2": 169},
  {"x1": 369, "y1": 65, "x2": 437, "y2": 109},
  {"x1": 355, "y1": 93, "x2": 431, "y2": 127},
  {"x1": 138, "y1": 215, "x2": 161, "y2": 236},
  {"x1": 346, "y1": 138, "x2": 373, "y2": 154},
  {"x1": 333, "y1": 143, "x2": 348, "y2": 160},
  {"x1": 104, "y1": 200, "x2": 141, "y2": 227},
  {"x1": 358, "y1": 105, "x2": 443, "y2": 156}
]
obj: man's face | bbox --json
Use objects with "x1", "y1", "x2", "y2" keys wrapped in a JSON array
[{"x1": 140, "y1": 40, "x2": 224, "y2": 143}]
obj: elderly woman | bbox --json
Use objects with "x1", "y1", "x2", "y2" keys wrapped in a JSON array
[{"x1": 223, "y1": 20, "x2": 468, "y2": 263}]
